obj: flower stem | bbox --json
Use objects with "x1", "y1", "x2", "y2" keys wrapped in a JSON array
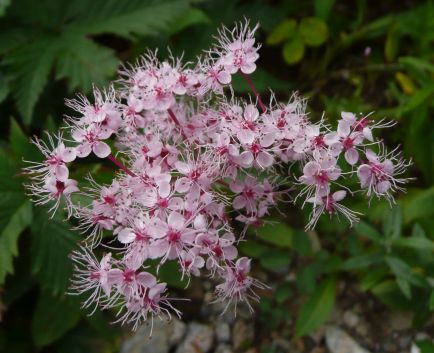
[
  {"x1": 241, "y1": 72, "x2": 266, "y2": 113},
  {"x1": 167, "y1": 108, "x2": 187, "y2": 138},
  {"x1": 107, "y1": 154, "x2": 136, "y2": 177}
]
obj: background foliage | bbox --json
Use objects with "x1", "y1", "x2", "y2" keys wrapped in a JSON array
[{"x1": 0, "y1": 0, "x2": 433, "y2": 352}]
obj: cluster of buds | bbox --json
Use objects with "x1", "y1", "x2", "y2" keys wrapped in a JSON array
[{"x1": 24, "y1": 20, "x2": 410, "y2": 329}]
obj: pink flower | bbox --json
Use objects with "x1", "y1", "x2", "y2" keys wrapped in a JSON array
[{"x1": 214, "y1": 21, "x2": 260, "y2": 74}]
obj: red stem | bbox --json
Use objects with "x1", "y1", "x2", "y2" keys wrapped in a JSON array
[
  {"x1": 241, "y1": 72, "x2": 267, "y2": 114},
  {"x1": 167, "y1": 108, "x2": 187, "y2": 139},
  {"x1": 107, "y1": 154, "x2": 136, "y2": 177}
]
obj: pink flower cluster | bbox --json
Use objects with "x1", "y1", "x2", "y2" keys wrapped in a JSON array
[{"x1": 24, "y1": 20, "x2": 410, "y2": 329}]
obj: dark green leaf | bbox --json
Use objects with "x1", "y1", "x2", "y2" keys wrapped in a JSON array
[
  {"x1": 168, "y1": 8, "x2": 211, "y2": 35},
  {"x1": 68, "y1": 0, "x2": 189, "y2": 39},
  {"x1": 56, "y1": 37, "x2": 119, "y2": 93},
  {"x1": 314, "y1": 0, "x2": 336, "y2": 20},
  {"x1": 6, "y1": 37, "x2": 58, "y2": 124},
  {"x1": 429, "y1": 290, "x2": 434, "y2": 311},
  {"x1": 31, "y1": 210, "x2": 78, "y2": 295},
  {"x1": 260, "y1": 250, "x2": 291, "y2": 270},
  {"x1": 32, "y1": 291, "x2": 81, "y2": 347},
  {"x1": 295, "y1": 277, "x2": 336, "y2": 336},
  {"x1": 392, "y1": 236, "x2": 434, "y2": 251},
  {"x1": 0, "y1": 150, "x2": 32, "y2": 284},
  {"x1": 275, "y1": 282, "x2": 292, "y2": 304},
  {"x1": 299, "y1": 17, "x2": 328, "y2": 47},
  {"x1": 416, "y1": 340, "x2": 434, "y2": 353}
]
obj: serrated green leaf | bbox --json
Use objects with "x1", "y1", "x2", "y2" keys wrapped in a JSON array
[
  {"x1": 0, "y1": 150, "x2": 32, "y2": 284},
  {"x1": 31, "y1": 210, "x2": 78, "y2": 295},
  {"x1": 68, "y1": 0, "x2": 189, "y2": 39},
  {"x1": 299, "y1": 17, "x2": 328, "y2": 47},
  {"x1": 6, "y1": 37, "x2": 58, "y2": 124},
  {"x1": 266, "y1": 19, "x2": 297, "y2": 46},
  {"x1": 56, "y1": 37, "x2": 118, "y2": 93},
  {"x1": 32, "y1": 291, "x2": 81, "y2": 347},
  {"x1": 295, "y1": 277, "x2": 336, "y2": 336},
  {"x1": 255, "y1": 222, "x2": 293, "y2": 248},
  {"x1": 282, "y1": 33, "x2": 305, "y2": 65}
]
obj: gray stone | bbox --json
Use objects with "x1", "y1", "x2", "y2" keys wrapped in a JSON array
[
  {"x1": 176, "y1": 322, "x2": 214, "y2": 353},
  {"x1": 215, "y1": 343, "x2": 234, "y2": 353},
  {"x1": 215, "y1": 321, "x2": 231, "y2": 342},
  {"x1": 121, "y1": 318, "x2": 186, "y2": 353},
  {"x1": 325, "y1": 325, "x2": 371, "y2": 353},
  {"x1": 232, "y1": 320, "x2": 254, "y2": 351},
  {"x1": 342, "y1": 310, "x2": 359, "y2": 328}
]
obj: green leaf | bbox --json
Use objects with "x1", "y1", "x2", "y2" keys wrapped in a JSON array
[
  {"x1": 168, "y1": 8, "x2": 211, "y2": 35},
  {"x1": 429, "y1": 290, "x2": 434, "y2": 311},
  {"x1": 6, "y1": 37, "x2": 58, "y2": 124},
  {"x1": 266, "y1": 19, "x2": 297, "y2": 46},
  {"x1": 0, "y1": 0, "x2": 11, "y2": 17},
  {"x1": 354, "y1": 221, "x2": 382, "y2": 243},
  {"x1": 292, "y1": 231, "x2": 313, "y2": 256},
  {"x1": 299, "y1": 17, "x2": 328, "y2": 47},
  {"x1": 416, "y1": 340, "x2": 434, "y2": 353},
  {"x1": 402, "y1": 187, "x2": 434, "y2": 223},
  {"x1": 255, "y1": 222, "x2": 293, "y2": 248},
  {"x1": 385, "y1": 27, "x2": 400, "y2": 61},
  {"x1": 31, "y1": 210, "x2": 78, "y2": 295},
  {"x1": 260, "y1": 250, "x2": 291, "y2": 270},
  {"x1": 392, "y1": 236, "x2": 434, "y2": 251},
  {"x1": 359, "y1": 268, "x2": 388, "y2": 291},
  {"x1": 0, "y1": 150, "x2": 32, "y2": 284},
  {"x1": 157, "y1": 260, "x2": 188, "y2": 289},
  {"x1": 68, "y1": 0, "x2": 189, "y2": 39},
  {"x1": 399, "y1": 56, "x2": 434, "y2": 73},
  {"x1": 295, "y1": 277, "x2": 336, "y2": 336},
  {"x1": 342, "y1": 253, "x2": 383, "y2": 270},
  {"x1": 314, "y1": 0, "x2": 336, "y2": 20},
  {"x1": 275, "y1": 282, "x2": 292, "y2": 304},
  {"x1": 282, "y1": 33, "x2": 305, "y2": 65},
  {"x1": 32, "y1": 291, "x2": 81, "y2": 347},
  {"x1": 382, "y1": 206, "x2": 402, "y2": 241},
  {"x1": 385, "y1": 256, "x2": 427, "y2": 292},
  {"x1": 56, "y1": 37, "x2": 119, "y2": 93},
  {"x1": 0, "y1": 73, "x2": 9, "y2": 103},
  {"x1": 239, "y1": 241, "x2": 269, "y2": 258}
]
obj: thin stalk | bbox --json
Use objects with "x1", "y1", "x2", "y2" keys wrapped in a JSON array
[
  {"x1": 241, "y1": 72, "x2": 266, "y2": 113},
  {"x1": 107, "y1": 154, "x2": 136, "y2": 177}
]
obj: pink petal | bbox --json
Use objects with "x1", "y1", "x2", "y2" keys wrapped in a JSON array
[
  {"x1": 93, "y1": 141, "x2": 111, "y2": 158},
  {"x1": 345, "y1": 148, "x2": 359, "y2": 165}
]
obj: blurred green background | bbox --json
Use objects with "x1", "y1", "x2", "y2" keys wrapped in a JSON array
[{"x1": 0, "y1": 0, "x2": 433, "y2": 352}]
